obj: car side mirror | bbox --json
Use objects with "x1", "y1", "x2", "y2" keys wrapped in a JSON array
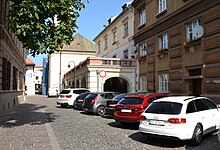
[{"x1": 217, "y1": 104, "x2": 220, "y2": 109}]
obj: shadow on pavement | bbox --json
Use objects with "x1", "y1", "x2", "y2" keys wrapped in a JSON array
[
  {"x1": 129, "y1": 131, "x2": 220, "y2": 149},
  {"x1": 0, "y1": 103, "x2": 56, "y2": 128},
  {"x1": 108, "y1": 121, "x2": 139, "y2": 130},
  {"x1": 129, "y1": 132, "x2": 185, "y2": 148}
]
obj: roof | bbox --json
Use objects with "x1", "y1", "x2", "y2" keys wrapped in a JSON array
[
  {"x1": 35, "y1": 66, "x2": 43, "y2": 68},
  {"x1": 61, "y1": 33, "x2": 96, "y2": 52},
  {"x1": 154, "y1": 96, "x2": 196, "y2": 103},
  {"x1": 26, "y1": 58, "x2": 35, "y2": 66}
]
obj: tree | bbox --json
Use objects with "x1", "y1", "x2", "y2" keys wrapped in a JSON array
[{"x1": 9, "y1": 0, "x2": 86, "y2": 57}]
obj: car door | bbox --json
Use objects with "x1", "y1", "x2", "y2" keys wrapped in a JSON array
[
  {"x1": 202, "y1": 98, "x2": 220, "y2": 133},
  {"x1": 194, "y1": 99, "x2": 210, "y2": 134}
]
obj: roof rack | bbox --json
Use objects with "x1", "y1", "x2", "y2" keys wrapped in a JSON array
[{"x1": 183, "y1": 96, "x2": 197, "y2": 101}]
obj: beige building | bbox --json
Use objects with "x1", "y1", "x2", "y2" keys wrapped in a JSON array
[
  {"x1": 132, "y1": 0, "x2": 220, "y2": 102},
  {"x1": 93, "y1": 1, "x2": 136, "y2": 59},
  {"x1": 0, "y1": 0, "x2": 26, "y2": 115},
  {"x1": 48, "y1": 33, "x2": 96, "y2": 93}
]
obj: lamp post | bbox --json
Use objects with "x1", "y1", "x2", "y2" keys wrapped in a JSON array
[{"x1": 68, "y1": 61, "x2": 75, "y2": 88}]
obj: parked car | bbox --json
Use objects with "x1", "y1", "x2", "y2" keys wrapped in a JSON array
[
  {"x1": 57, "y1": 88, "x2": 90, "y2": 107},
  {"x1": 114, "y1": 93, "x2": 168, "y2": 125},
  {"x1": 105, "y1": 93, "x2": 130, "y2": 116},
  {"x1": 82, "y1": 92, "x2": 119, "y2": 116},
  {"x1": 73, "y1": 92, "x2": 89, "y2": 110},
  {"x1": 139, "y1": 96, "x2": 220, "y2": 146},
  {"x1": 48, "y1": 87, "x2": 58, "y2": 97}
]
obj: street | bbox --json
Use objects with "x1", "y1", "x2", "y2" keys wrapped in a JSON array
[{"x1": 0, "y1": 95, "x2": 220, "y2": 150}]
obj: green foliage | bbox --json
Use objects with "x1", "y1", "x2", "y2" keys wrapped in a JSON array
[{"x1": 9, "y1": 0, "x2": 86, "y2": 57}]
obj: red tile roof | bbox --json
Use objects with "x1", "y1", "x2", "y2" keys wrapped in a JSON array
[{"x1": 26, "y1": 58, "x2": 35, "y2": 65}]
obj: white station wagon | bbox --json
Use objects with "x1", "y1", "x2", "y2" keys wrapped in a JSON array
[
  {"x1": 139, "y1": 96, "x2": 220, "y2": 146},
  {"x1": 57, "y1": 88, "x2": 90, "y2": 107}
]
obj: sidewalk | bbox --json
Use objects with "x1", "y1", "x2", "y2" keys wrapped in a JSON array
[{"x1": 0, "y1": 95, "x2": 60, "y2": 150}]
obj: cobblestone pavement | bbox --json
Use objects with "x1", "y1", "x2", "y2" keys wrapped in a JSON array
[{"x1": 0, "y1": 95, "x2": 220, "y2": 150}]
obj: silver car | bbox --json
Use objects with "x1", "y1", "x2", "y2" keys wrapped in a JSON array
[{"x1": 82, "y1": 92, "x2": 119, "y2": 116}]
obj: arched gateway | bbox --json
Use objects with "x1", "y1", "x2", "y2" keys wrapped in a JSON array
[{"x1": 104, "y1": 77, "x2": 129, "y2": 93}]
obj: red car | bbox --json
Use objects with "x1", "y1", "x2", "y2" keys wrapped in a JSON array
[{"x1": 114, "y1": 93, "x2": 168, "y2": 125}]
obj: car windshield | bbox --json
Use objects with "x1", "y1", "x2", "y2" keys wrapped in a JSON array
[
  {"x1": 85, "y1": 93, "x2": 97, "y2": 99},
  {"x1": 113, "y1": 93, "x2": 127, "y2": 100},
  {"x1": 73, "y1": 90, "x2": 89, "y2": 94},
  {"x1": 119, "y1": 97, "x2": 144, "y2": 105},
  {"x1": 145, "y1": 101, "x2": 182, "y2": 114},
  {"x1": 60, "y1": 90, "x2": 71, "y2": 94}
]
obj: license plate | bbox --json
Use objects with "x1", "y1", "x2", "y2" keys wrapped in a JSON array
[
  {"x1": 60, "y1": 95, "x2": 65, "y2": 98},
  {"x1": 77, "y1": 99, "x2": 83, "y2": 102},
  {"x1": 84, "y1": 108, "x2": 88, "y2": 111},
  {"x1": 121, "y1": 109, "x2": 132, "y2": 113},
  {"x1": 149, "y1": 120, "x2": 165, "y2": 126}
]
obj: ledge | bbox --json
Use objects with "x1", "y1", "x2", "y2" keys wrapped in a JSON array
[
  {"x1": 156, "y1": 9, "x2": 167, "y2": 18},
  {"x1": 184, "y1": 38, "x2": 202, "y2": 48}
]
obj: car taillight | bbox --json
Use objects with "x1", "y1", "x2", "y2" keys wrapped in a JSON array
[
  {"x1": 168, "y1": 118, "x2": 186, "y2": 124},
  {"x1": 66, "y1": 95, "x2": 72, "y2": 98},
  {"x1": 140, "y1": 115, "x2": 147, "y2": 121},
  {"x1": 90, "y1": 96, "x2": 98, "y2": 105}
]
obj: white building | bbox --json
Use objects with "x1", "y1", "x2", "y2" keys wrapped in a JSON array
[
  {"x1": 25, "y1": 58, "x2": 35, "y2": 95},
  {"x1": 48, "y1": 33, "x2": 96, "y2": 93},
  {"x1": 34, "y1": 66, "x2": 43, "y2": 94}
]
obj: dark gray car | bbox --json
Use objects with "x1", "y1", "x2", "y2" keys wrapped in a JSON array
[{"x1": 82, "y1": 92, "x2": 119, "y2": 116}]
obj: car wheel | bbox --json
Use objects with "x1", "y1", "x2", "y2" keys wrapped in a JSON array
[
  {"x1": 97, "y1": 106, "x2": 105, "y2": 116},
  {"x1": 60, "y1": 104, "x2": 66, "y2": 108},
  {"x1": 190, "y1": 124, "x2": 203, "y2": 146}
]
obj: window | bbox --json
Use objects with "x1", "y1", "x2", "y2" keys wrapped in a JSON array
[
  {"x1": 13, "y1": 66, "x2": 18, "y2": 90},
  {"x1": 158, "y1": 0, "x2": 167, "y2": 13},
  {"x1": 186, "y1": 101, "x2": 196, "y2": 114},
  {"x1": 139, "y1": 9, "x2": 146, "y2": 26},
  {"x1": 104, "y1": 35, "x2": 108, "y2": 50},
  {"x1": 202, "y1": 99, "x2": 217, "y2": 110},
  {"x1": 112, "y1": 29, "x2": 117, "y2": 44},
  {"x1": 158, "y1": 33, "x2": 168, "y2": 50},
  {"x1": 146, "y1": 102, "x2": 182, "y2": 115},
  {"x1": 97, "y1": 41, "x2": 101, "y2": 53},
  {"x1": 123, "y1": 50, "x2": 128, "y2": 59},
  {"x1": 186, "y1": 19, "x2": 200, "y2": 42},
  {"x1": 140, "y1": 76, "x2": 147, "y2": 92},
  {"x1": 139, "y1": 42, "x2": 147, "y2": 57},
  {"x1": 124, "y1": 22, "x2": 128, "y2": 37},
  {"x1": 195, "y1": 99, "x2": 207, "y2": 111},
  {"x1": 2, "y1": 57, "x2": 11, "y2": 90},
  {"x1": 159, "y1": 73, "x2": 169, "y2": 93}
]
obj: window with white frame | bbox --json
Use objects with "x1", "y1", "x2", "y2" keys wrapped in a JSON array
[
  {"x1": 139, "y1": 9, "x2": 146, "y2": 26},
  {"x1": 159, "y1": 73, "x2": 169, "y2": 93},
  {"x1": 186, "y1": 19, "x2": 200, "y2": 42},
  {"x1": 158, "y1": 33, "x2": 168, "y2": 50},
  {"x1": 158, "y1": 0, "x2": 167, "y2": 13},
  {"x1": 124, "y1": 22, "x2": 128, "y2": 37},
  {"x1": 140, "y1": 42, "x2": 147, "y2": 57},
  {"x1": 140, "y1": 76, "x2": 147, "y2": 92},
  {"x1": 112, "y1": 30, "x2": 117, "y2": 43},
  {"x1": 123, "y1": 50, "x2": 128, "y2": 59},
  {"x1": 104, "y1": 35, "x2": 108, "y2": 50}
]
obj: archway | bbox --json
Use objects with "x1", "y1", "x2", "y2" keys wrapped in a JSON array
[{"x1": 104, "y1": 77, "x2": 129, "y2": 93}]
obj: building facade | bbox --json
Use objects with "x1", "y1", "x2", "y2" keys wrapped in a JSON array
[
  {"x1": 48, "y1": 33, "x2": 96, "y2": 93},
  {"x1": 63, "y1": 57, "x2": 137, "y2": 93},
  {"x1": 0, "y1": 0, "x2": 26, "y2": 115},
  {"x1": 93, "y1": 1, "x2": 136, "y2": 59},
  {"x1": 132, "y1": 0, "x2": 220, "y2": 102}
]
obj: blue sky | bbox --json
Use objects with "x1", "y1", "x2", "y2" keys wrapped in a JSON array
[{"x1": 29, "y1": 0, "x2": 131, "y2": 66}]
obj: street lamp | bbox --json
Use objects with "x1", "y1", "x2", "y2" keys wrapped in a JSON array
[{"x1": 68, "y1": 61, "x2": 75, "y2": 88}]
